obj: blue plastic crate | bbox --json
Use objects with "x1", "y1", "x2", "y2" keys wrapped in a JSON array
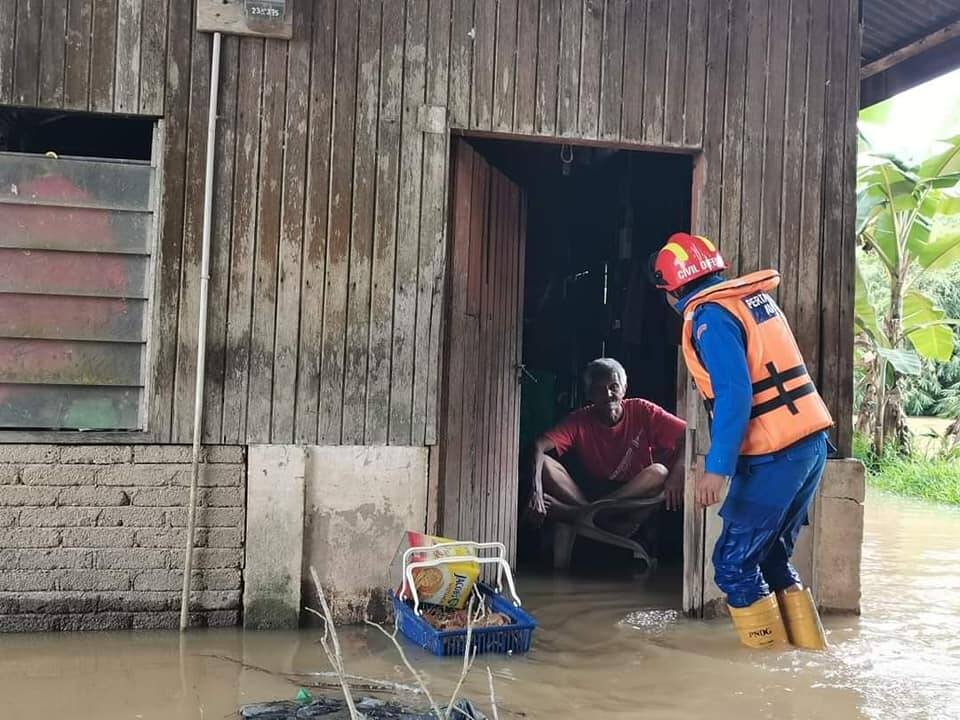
[{"x1": 391, "y1": 583, "x2": 537, "y2": 657}]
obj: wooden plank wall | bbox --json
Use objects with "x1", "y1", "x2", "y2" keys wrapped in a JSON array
[{"x1": 2, "y1": 0, "x2": 859, "y2": 454}]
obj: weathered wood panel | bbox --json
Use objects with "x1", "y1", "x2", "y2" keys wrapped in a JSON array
[
  {"x1": 557, "y1": 0, "x2": 582, "y2": 136},
  {"x1": 599, "y1": 0, "x2": 626, "y2": 140},
  {"x1": 682, "y1": 0, "x2": 708, "y2": 145},
  {"x1": 441, "y1": 140, "x2": 524, "y2": 560},
  {"x1": 220, "y1": 37, "x2": 264, "y2": 444},
  {"x1": 448, "y1": 0, "x2": 475, "y2": 129},
  {"x1": 388, "y1": 0, "x2": 427, "y2": 445},
  {"x1": 115, "y1": 0, "x2": 143, "y2": 113},
  {"x1": 90, "y1": 0, "x2": 118, "y2": 112},
  {"x1": 422, "y1": 0, "x2": 453, "y2": 446},
  {"x1": 0, "y1": 0, "x2": 16, "y2": 104},
  {"x1": 39, "y1": 0, "x2": 68, "y2": 108},
  {"x1": 246, "y1": 38, "x2": 287, "y2": 444},
  {"x1": 139, "y1": 0, "x2": 168, "y2": 115},
  {"x1": 662, "y1": 0, "x2": 688, "y2": 145},
  {"x1": 620, "y1": 0, "x2": 646, "y2": 140},
  {"x1": 202, "y1": 34, "x2": 240, "y2": 444},
  {"x1": 366, "y1": 0, "x2": 405, "y2": 445},
  {"x1": 318, "y1": 0, "x2": 359, "y2": 445},
  {"x1": 778, "y1": 0, "x2": 811, "y2": 330},
  {"x1": 173, "y1": 30, "x2": 213, "y2": 442},
  {"x1": 836, "y1": 0, "x2": 860, "y2": 459},
  {"x1": 578, "y1": 0, "x2": 603, "y2": 138},
  {"x1": 3, "y1": 0, "x2": 860, "y2": 466},
  {"x1": 796, "y1": 0, "x2": 830, "y2": 390},
  {"x1": 148, "y1": 0, "x2": 191, "y2": 442},
  {"x1": 515, "y1": 0, "x2": 539, "y2": 134},
  {"x1": 493, "y1": 0, "x2": 518, "y2": 132},
  {"x1": 14, "y1": 0, "x2": 43, "y2": 106},
  {"x1": 471, "y1": 0, "x2": 496, "y2": 130},
  {"x1": 820, "y1": 0, "x2": 856, "y2": 451},
  {"x1": 342, "y1": 0, "x2": 382, "y2": 445},
  {"x1": 759, "y1": 0, "x2": 789, "y2": 275},
  {"x1": 271, "y1": 0, "x2": 313, "y2": 444},
  {"x1": 534, "y1": 0, "x2": 561, "y2": 135},
  {"x1": 294, "y1": 0, "x2": 336, "y2": 445},
  {"x1": 641, "y1": 0, "x2": 668, "y2": 144},
  {"x1": 64, "y1": 0, "x2": 95, "y2": 110}
]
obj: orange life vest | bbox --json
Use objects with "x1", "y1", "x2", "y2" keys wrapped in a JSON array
[{"x1": 681, "y1": 270, "x2": 833, "y2": 457}]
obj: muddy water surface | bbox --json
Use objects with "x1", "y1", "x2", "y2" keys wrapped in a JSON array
[{"x1": 1, "y1": 491, "x2": 958, "y2": 720}]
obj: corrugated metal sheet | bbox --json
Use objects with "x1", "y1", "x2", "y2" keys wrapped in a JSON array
[{"x1": 863, "y1": 0, "x2": 960, "y2": 62}]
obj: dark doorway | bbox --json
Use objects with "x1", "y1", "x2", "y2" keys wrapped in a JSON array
[{"x1": 439, "y1": 134, "x2": 694, "y2": 594}]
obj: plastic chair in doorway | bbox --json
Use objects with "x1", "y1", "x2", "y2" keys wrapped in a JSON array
[{"x1": 552, "y1": 494, "x2": 665, "y2": 574}]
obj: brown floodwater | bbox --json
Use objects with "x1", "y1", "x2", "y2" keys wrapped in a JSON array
[{"x1": 1, "y1": 490, "x2": 958, "y2": 720}]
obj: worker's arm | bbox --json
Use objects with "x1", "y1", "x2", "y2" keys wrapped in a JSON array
[
  {"x1": 692, "y1": 304, "x2": 753, "y2": 506},
  {"x1": 525, "y1": 435, "x2": 557, "y2": 526}
]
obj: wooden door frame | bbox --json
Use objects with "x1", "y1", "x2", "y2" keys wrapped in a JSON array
[{"x1": 431, "y1": 130, "x2": 707, "y2": 612}]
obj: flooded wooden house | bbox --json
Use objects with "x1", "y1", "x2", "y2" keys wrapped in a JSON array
[{"x1": 0, "y1": 0, "x2": 866, "y2": 631}]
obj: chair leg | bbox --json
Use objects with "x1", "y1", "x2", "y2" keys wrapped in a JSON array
[{"x1": 553, "y1": 523, "x2": 577, "y2": 570}]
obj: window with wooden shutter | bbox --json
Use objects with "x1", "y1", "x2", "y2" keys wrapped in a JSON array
[{"x1": 0, "y1": 148, "x2": 157, "y2": 431}]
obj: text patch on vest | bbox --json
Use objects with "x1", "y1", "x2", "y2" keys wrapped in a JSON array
[{"x1": 743, "y1": 291, "x2": 778, "y2": 324}]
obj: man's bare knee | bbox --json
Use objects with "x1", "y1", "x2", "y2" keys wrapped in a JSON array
[{"x1": 646, "y1": 463, "x2": 668, "y2": 491}]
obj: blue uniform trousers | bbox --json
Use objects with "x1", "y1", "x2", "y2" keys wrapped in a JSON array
[{"x1": 712, "y1": 432, "x2": 829, "y2": 608}]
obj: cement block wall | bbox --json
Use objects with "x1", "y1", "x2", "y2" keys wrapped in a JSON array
[{"x1": 0, "y1": 445, "x2": 246, "y2": 631}]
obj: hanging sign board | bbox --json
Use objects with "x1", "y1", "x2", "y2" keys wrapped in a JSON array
[{"x1": 196, "y1": 0, "x2": 293, "y2": 39}]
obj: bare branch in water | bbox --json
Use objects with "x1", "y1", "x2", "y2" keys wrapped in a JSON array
[
  {"x1": 308, "y1": 566, "x2": 360, "y2": 720},
  {"x1": 445, "y1": 596, "x2": 478, "y2": 718},
  {"x1": 487, "y1": 667, "x2": 499, "y2": 720},
  {"x1": 364, "y1": 618, "x2": 444, "y2": 719}
]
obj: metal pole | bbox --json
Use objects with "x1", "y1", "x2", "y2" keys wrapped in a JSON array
[{"x1": 180, "y1": 30, "x2": 222, "y2": 632}]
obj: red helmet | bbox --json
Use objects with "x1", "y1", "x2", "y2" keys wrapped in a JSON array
[{"x1": 649, "y1": 232, "x2": 726, "y2": 293}]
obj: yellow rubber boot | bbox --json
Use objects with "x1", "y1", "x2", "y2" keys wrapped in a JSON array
[
  {"x1": 777, "y1": 587, "x2": 827, "y2": 651},
  {"x1": 728, "y1": 594, "x2": 789, "y2": 649}
]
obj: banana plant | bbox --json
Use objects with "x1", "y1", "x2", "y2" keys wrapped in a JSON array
[{"x1": 856, "y1": 134, "x2": 960, "y2": 454}]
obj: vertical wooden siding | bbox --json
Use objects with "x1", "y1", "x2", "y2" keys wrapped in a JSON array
[{"x1": 2, "y1": 0, "x2": 859, "y2": 453}]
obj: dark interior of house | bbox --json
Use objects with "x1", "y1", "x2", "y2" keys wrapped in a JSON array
[
  {"x1": 0, "y1": 107, "x2": 153, "y2": 159},
  {"x1": 464, "y1": 136, "x2": 693, "y2": 578}
]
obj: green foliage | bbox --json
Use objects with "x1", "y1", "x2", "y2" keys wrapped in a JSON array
[
  {"x1": 854, "y1": 432, "x2": 960, "y2": 506},
  {"x1": 855, "y1": 134, "x2": 960, "y2": 451}
]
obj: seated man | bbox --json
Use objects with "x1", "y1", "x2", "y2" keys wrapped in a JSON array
[{"x1": 525, "y1": 358, "x2": 685, "y2": 536}]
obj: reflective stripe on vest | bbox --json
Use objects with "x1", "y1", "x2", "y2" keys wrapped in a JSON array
[{"x1": 681, "y1": 270, "x2": 833, "y2": 456}]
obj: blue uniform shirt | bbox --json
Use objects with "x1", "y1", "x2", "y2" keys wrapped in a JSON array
[
  {"x1": 676, "y1": 277, "x2": 752, "y2": 477},
  {"x1": 677, "y1": 276, "x2": 828, "y2": 529}
]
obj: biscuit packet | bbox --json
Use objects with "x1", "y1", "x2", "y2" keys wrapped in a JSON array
[{"x1": 392, "y1": 531, "x2": 480, "y2": 610}]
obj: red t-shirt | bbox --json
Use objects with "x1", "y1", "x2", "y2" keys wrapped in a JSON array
[{"x1": 544, "y1": 398, "x2": 686, "y2": 483}]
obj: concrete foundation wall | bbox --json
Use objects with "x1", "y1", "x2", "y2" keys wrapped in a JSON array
[
  {"x1": 302, "y1": 446, "x2": 428, "y2": 624},
  {"x1": 0, "y1": 445, "x2": 246, "y2": 631},
  {"x1": 815, "y1": 459, "x2": 865, "y2": 614}
]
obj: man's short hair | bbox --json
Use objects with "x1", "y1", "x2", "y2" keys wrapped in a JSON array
[{"x1": 583, "y1": 358, "x2": 627, "y2": 391}]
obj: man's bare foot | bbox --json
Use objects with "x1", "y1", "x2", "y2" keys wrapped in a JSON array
[{"x1": 543, "y1": 494, "x2": 582, "y2": 521}]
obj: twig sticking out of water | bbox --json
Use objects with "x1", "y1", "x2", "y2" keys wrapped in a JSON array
[
  {"x1": 445, "y1": 596, "x2": 478, "y2": 719},
  {"x1": 487, "y1": 667, "x2": 499, "y2": 720},
  {"x1": 307, "y1": 566, "x2": 360, "y2": 720},
  {"x1": 364, "y1": 617, "x2": 444, "y2": 719}
]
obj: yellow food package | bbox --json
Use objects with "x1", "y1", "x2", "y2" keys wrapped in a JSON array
[{"x1": 395, "y1": 531, "x2": 480, "y2": 610}]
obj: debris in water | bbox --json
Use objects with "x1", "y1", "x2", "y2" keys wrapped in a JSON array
[
  {"x1": 239, "y1": 697, "x2": 488, "y2": 719},
  {"x1": 296, "y1": 689, "x2": 313, "y2": 704},
  {"x1": 619, "y1": 609, "x2": 681, "y2": 635}
]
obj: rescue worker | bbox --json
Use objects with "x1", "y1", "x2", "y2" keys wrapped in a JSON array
[{"x1": 649, "y1": 232, "x2": 831, "y2": 651}]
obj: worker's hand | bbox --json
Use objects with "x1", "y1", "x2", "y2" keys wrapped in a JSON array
[
  {"x1": 664, "y1": 473, "x2": 684, "y2": 511},
  {"x1": 696, "y1": 472, "x2": 727, "y2": 508},
  {"x1": 524, "y1": 487, "x2": 548, "y2": 527}
]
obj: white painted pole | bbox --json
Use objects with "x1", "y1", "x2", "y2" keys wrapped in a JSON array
[{"x1": 180, "y1": 30, "x2": 222, "y2": 632}]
